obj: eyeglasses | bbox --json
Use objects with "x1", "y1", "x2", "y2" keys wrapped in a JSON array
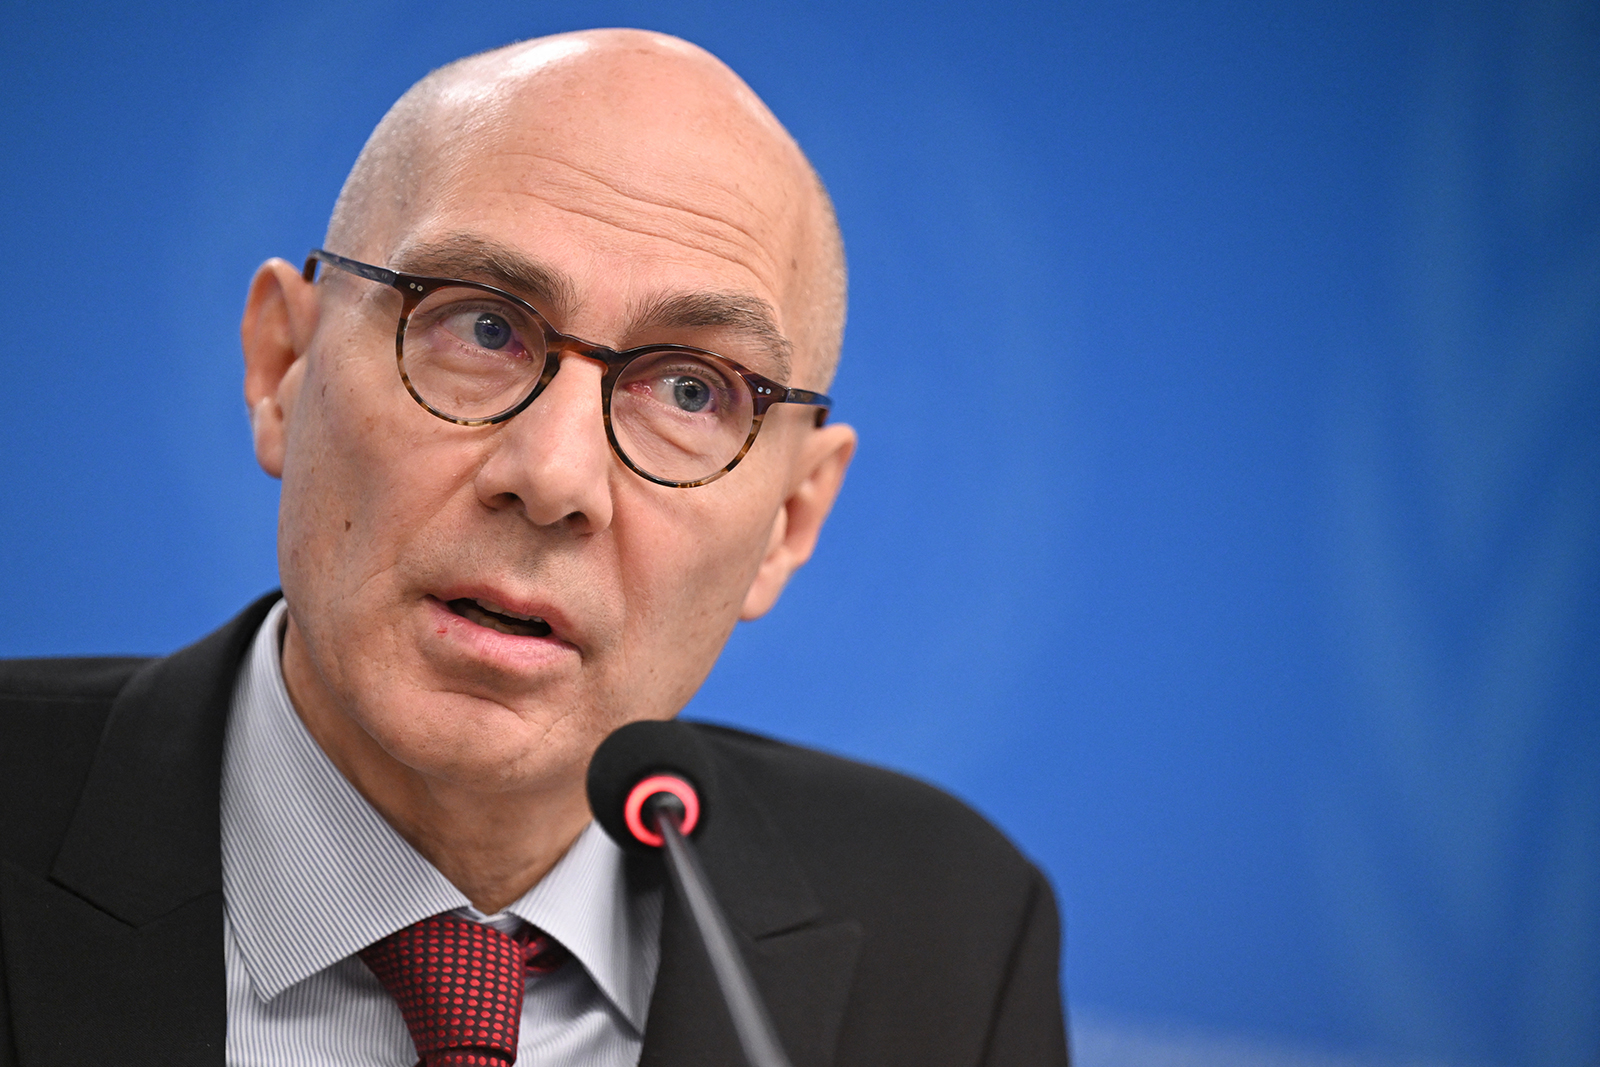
[{"x1": 302, "y1": 249, "x2": 833, "y2": 488}]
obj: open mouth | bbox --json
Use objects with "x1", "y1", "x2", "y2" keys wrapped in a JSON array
[{"x1": 446, "y1": 597, "x2": 554, "y2": 638}]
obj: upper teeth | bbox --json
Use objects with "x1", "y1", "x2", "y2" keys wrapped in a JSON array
[{"x1": 476, "y1": 599, "x2": 543, "y2": 623}]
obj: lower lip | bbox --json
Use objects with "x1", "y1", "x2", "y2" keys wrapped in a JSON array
[{"x1": 421, "y1": 595, "x2": 577, "y2": 671}]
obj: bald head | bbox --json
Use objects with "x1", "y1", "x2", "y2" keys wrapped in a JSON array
[{"x1": 325, "y1": 30, "x2": 846, "y2": 386}]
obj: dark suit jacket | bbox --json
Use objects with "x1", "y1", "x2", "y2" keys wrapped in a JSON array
[{"x1": 0, "y1": 595, "x2": 1068, "y2": 1066}]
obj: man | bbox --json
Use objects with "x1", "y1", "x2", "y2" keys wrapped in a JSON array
[{"x1": 0, "y1": 29, "x2": 1067, "y2": 1067}]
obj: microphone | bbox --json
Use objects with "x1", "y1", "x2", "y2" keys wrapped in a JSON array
[{"x1": 587, "y1": 721, "x2": 794, "y2": 1067}]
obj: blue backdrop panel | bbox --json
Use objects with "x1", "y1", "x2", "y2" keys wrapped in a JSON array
[{"x1": 1, "y1": 2, "x2": 1594, "y2": 1065}]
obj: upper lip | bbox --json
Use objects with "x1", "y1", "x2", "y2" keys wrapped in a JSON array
[{"x1": 430, "y1": 585, "x2": 576, "y2": 643}]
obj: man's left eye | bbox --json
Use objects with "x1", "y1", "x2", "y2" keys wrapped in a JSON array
[{"x1": 666, "y1": 375, "x2": 714, "y2": 413}]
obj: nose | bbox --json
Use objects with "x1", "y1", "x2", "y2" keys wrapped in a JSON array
[{"x1": 472, "y1": 353, "x2": 615, "y2": 532}]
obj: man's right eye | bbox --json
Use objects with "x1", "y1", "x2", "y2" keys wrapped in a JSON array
[
  {"x1": 435, "y1": 305, "x2": 527, "y2": 357},
  {"x1": 471, "y1": 312, "x2": 513, "y2": 350}
]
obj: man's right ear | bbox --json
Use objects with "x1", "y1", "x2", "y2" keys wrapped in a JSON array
[{"x1": 241, "y1": 258, "x2": 319, "y2": 479}]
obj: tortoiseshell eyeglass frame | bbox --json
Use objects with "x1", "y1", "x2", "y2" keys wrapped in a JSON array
[{"x1": 302, "y1": 248, "x2": 832, "y2": 489}]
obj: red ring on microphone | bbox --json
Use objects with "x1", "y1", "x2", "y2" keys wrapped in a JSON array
[{"x1": 623, "y1": 774, "x2": 701, "y2": 847}]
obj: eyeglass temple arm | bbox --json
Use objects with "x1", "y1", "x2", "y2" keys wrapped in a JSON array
[
  {"x1": 302, "y1": 248, "x2": 399, "y2": 287},
  {"x1": 791, "y1": 388, "x2": 833, "y2": 428},
  {"x1": 754, "y1": 386, "x2": 832, "y2": 427}
]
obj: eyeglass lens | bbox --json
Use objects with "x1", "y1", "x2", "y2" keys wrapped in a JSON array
[{"x1": 401, "y1": 285, "x2": 757, "y2": 484}]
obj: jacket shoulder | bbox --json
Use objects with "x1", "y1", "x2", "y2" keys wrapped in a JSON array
[
  {"x1": 0, "y1": 656, "x2": 150, "y2": 701},
  {"x1": 687, "y1": 722, "x2": 1066, "y2": 1065},
  {"x1": 0, "y1": 656, "x2": 152, "y2": 872},
  {"x1": 690, "y1": 721, "x2": 1038, "y2": 882}
]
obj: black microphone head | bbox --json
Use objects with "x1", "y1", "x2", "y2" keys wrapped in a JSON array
[{"x1": 587, "y1": 719, "x2": 714, "y2": 853}]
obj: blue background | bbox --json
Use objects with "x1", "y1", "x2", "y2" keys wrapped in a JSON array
[{"x1": 2, "y1": 2, "x2": 1595, "y2": 1065}]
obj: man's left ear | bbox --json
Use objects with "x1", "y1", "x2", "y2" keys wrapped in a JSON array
[{"x1": 740, "y1": 420, "x2": 857, "y2": 620}]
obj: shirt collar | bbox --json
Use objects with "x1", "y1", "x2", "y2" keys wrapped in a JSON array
[{"x1": 220, "y1": 599, "x2": 658, "y2": 1031}]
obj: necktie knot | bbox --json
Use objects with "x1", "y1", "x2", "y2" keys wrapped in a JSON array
[{"x1": 359, "y1": 913, "x2": 568, "y2": 1067}]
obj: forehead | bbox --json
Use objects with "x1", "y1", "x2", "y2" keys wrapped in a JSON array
[{"x1": 387, "y1": 48, "x2": 812, "y2": 349}]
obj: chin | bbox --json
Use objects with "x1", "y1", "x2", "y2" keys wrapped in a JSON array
[{"x1": 364, "y1": 692, "x2": 597, "y2": 794}]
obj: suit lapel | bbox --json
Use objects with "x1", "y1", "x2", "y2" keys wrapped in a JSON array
[
  {"x1": 638, "y1": 735, "x2": 862, "y2": 1067},
  {"x1": 0, "y1": 595, "x2": 277, "y2": 1067}
]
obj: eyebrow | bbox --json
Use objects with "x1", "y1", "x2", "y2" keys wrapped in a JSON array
[
  {"x1": 629, "y1": 291, "x2": 793, "y2": 382},
  {"x1": 390, "y1": 233, "x2": 578, "y2": 318},
  {"x1": 390, "y1": 232, "x2": 794, "y2": 382}
]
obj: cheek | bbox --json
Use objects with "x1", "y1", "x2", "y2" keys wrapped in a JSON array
[
  {"x1": 612, "y1": 483, "x2": 780, "y2": 698},
  {"x1": 276, "y1": 345, "x2": 465, "y2": 594}
]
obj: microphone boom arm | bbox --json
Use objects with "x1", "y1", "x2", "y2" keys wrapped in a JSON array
[{"x1": 648, "y1": 796, "x2": 795, "y2": 1067}]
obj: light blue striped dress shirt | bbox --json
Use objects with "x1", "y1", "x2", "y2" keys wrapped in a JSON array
[{"x1": 220, "y1": 599, "x2": 661, "y2": 1066}]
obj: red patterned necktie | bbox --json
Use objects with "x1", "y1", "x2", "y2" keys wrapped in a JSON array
[{"x1": 359, "y1": 913, "x2": 570, "y2": 1067}]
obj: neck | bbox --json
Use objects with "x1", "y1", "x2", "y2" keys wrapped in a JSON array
[{"x1": 351, "y1": 763, "x2": 592, "y2": 914}]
